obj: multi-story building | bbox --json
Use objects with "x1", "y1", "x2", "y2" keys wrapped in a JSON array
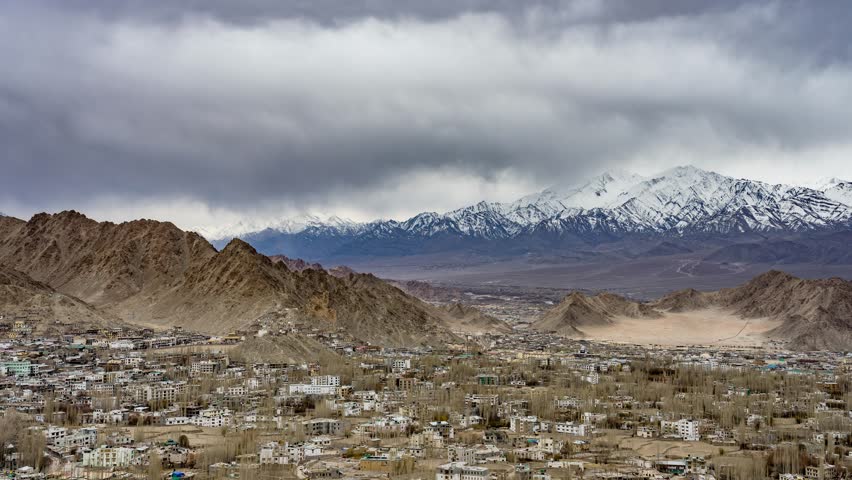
[
  {"x1": 311, "y1": 375, "x2": 340, "y2": 387},
  {"x1": 661, "y1": 419, "x2": 699, "y2": 441},
  {"x1": 303, "y1": 418, "x2": 343, "y2": 437},
  {"x1": 435, "y1": 462, "x2": 489, "y2": 480},
  {"x1": 553, "y1": 422, "x2": 590, "y2": 436},
  {"x1": 2, "y1": 360, "x2": 33, "y2": 377},
  {"x1": 259, "y1": 441, "x2": 290, "y2": 465},
  {"x1": 82, "y1": 446, "x2": 135, "y2": 468}
]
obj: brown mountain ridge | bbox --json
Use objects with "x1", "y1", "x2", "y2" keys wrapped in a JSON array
[{"x1": 0, "y1": 211, "x2": 462, "y2": 347}]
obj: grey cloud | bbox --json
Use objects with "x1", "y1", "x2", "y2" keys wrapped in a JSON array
[{"x1": 2, "y1": 1, "x2": 852, "y2": 225}]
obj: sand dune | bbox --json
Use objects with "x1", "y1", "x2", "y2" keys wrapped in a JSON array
[{"x1": 581, "y1": 308, "x2": 782, "y2": 347}]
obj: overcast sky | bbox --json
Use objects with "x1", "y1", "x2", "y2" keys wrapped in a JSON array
[{"x1": 3, "y1": 0, "x2": 852, "y2": 230}]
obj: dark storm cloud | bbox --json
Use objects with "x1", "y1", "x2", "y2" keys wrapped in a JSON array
[{"x1": 2, "y1": 0, "x2": 852, "y2": 226}]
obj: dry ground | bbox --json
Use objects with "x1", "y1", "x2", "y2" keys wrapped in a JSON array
[
  {"x1": 126, "y1": 425, "x2": 242, "y2": 447},
  {"x1": 581, "y1": 308, "x2": 782, "y2": 347},
  {"x1": 608, "y1": 430, "x2": 739, "y2": 458}
]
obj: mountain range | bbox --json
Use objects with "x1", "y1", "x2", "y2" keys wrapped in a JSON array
[
  {"x1": 0, "y1": 211, "x2": 511, "y2": 347},
  {"x1": 205, "y1": 166, "x2": 852, "y2": 260},
  {"x1": 0, "y1": 211, "x2": 850, "y2": 351}
]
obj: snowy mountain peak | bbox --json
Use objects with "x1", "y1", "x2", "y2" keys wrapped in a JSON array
[
  {"x1": 512, "y1": 168, "x2": 647, "y2": 213},
  {"x1": 821, "y1": 178, "x2": 852, "y2": 207},
  {"x1": 199, "y1": 212, "x2": 360, "y2": 240},
  {"x1": 812, "y1": 177, "x2": 850, "y2": 189},
  {"x1": 202, "y1": 165, "x2": 852, "y2": 244}
]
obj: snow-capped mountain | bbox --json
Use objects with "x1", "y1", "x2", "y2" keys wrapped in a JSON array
[
  {"x1": 206, "y1": 166, "x2": 852, "y2": 257},
  {"x1": 819, "y1": 178, "x2": 852, "y2": 208},
  {"x1": 198, "y1": 213, "x2": 364, "y2": 240}
]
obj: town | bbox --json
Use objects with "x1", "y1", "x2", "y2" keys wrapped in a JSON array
[{"x1": 1, "y1": 315, "x2": 850, "y2": 480}]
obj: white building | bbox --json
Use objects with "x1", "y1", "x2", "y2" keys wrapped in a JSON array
[
  {"x1": 289, "y1": 383, "x2": 338, "y2": 396},
  {"x1": 108, "y1": 340, "x2": 135, "y2": 350},
  {"x1": 436, "y1": 462, "x2": 489, "y2": 480},
  {"x1": 554, "y1": 397, "x2": 581, "y2": 410},
  {"x1": 190, "y1": 408, "x2": 232, "y2": 428},
  {"x1": 190, "y1": 360, "x2": 218, "y2": 375},
  {"x1": 554, "y1": 422, "x2": 591, "y2": 436},
  {"x1": 661, "y1": 419, "x2": 699, "y2": 441},
  {"x1": 448, "y1": 446, "x2": 476, "y2": 464},
  {"x1": 391, "y1": 358, "x2": 411, "y2": 372},
  {"x1": 82, "y1": 446, "x2": 135, "y2": 468},
  {"x1": 311, "y1": 375, "x2": 340, "y2": 387},
  {"x1": 259, "y1": 442, "x2": 290, "y2": 465}
]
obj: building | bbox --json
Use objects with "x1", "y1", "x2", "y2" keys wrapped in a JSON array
[
  {"x1": 436, "y1": 462, "x2": 489, "y2": 480},
  {"x1": 554, "y1": 422, "x2": 590, "y2": 436},
  {"x1": 359, "y1": 454, "x2": 406, "y2": 473},
  {"x1": 190, "y1": 360, "x2": 218, "y2": 375},
  {"x1": 510, "y1": 416, "x2": 542, "y2": 434},
  {"x1": 661, "y1": 419, "x2": 699, "y2": 441},
  {"x1": 465, "y1": 394, "x2": 499, "y2": 409},
  {"x1": 82, "y1": 446, "x2": 135, "y2": 468},
  {"x1": 390, "y1": 358, "x2": 411, "y2": 371},
  {"x1": 259, "y1": 442, "x2": 289, "y2": 465},
  {"x1": 426, "y1": 421, "x2": 455, "y2": 440},
  {"x1": 448, "y1": 446, "x2": 475, "y2": 464},
  {"x1": 137, "y1": 382, "x2": 187, "y2": 403},
  {"x1": 303, "y1": 418, "x2": 343, "y2": 437},
  {"x1": 2, "y1": 361, "x2": 33, "y2": 377},
  {"x1": 290, "y1": 383, "x2": 338, "y2": 396},
  {"x1": 311, "y1": 375, "x2": 340, "y2": 387}
]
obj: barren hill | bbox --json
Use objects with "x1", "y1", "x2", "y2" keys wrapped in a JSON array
[
  {"x1": 535, "y1": 271, "x2": 852, "y2": 350},
  {"x1": 716, "y1": 271, "x2": 852, "y2": 350},
  {"x1": 0, "y1": 212, "x2": 459, "y2": 347},
  {"x1": 0, "y1": 265, "x2": 119, "y2": 333},
  {"x1": 651, "y1": 288, "x2": 715, "y2": 312},
  {"x1": 441, "y1": 303, "x2": 513, "y2": 335},
  {"x1": 533, "y1": 291, "x2": 661, "y2": 336},
  {"x1": 0, "y1": 211, "x2": 215, "y2": 305}
]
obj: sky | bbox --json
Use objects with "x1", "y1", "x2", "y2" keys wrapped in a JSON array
[{"x1": 3, "y1": 0, "x2": 852, "y2": 231}]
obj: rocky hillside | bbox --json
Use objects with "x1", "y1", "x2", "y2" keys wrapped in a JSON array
[
  {"x1": 268, "y1": 254, "x2": 324, "y2": 272},
  {"x1": 535, "y1": 270, "x2": 852, "y2": 350},
  {"x1": 0, "y1": 211, "x2": 215, "y2": 306},
  {"x1": 0, "y1": 265, "x2": 119, "y2": 333},
  {"x1": 268, "y1": 253, "x2": 511, "y2": 336},
  {"x1": 268, "y1": 254, "x2": 357, "y2": 278},
  {"x1": 229, "y1": 334, "x2": 341, "y2": 365},
  {"x1": 0, "y1": 212, "x2": 459, "y2": 347},
  {"x1": 712, "y1": 271, "x2": 852, "y2": 350}
]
